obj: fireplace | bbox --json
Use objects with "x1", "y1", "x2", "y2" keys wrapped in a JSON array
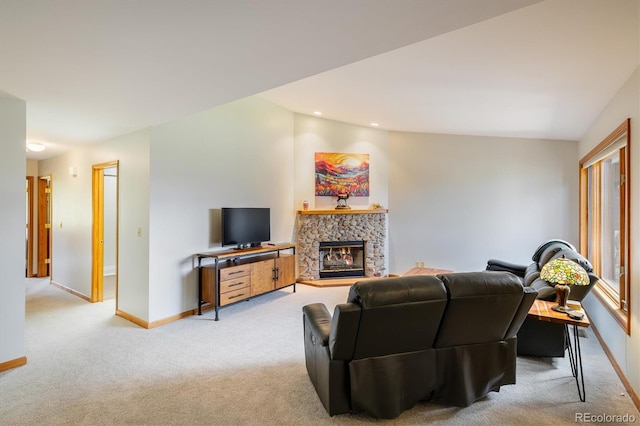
[
  {"x1": 319, "y1": 241, "x2": 365, "y2": 278},
  {"x1": 296, "y1": 210, "x2": 388, "y2": 281}
]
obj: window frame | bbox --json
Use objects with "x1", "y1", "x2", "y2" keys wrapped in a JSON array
[{"x1": 579, "y1": 118, "x2": 631, "y2": 335}]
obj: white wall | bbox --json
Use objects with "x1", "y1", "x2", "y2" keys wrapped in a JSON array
[
  {"x1": 38, "y1": 130, "x2": 151, "y2": 319},
  {"x1": 37, "y1": 96, "x2": 295, "y2": 324},
  {"x1": 579, "y1": 67, "x2": 640, "y2": 398},
  {"x1": 293, "y1": 114, "x2": 390, "y2": 274},
  {"x1": 388, "y1": 132, "x2": 578, "y2": 274},
  {"x1": 147, "y1": 97, "x2": 294, "y2": 322},
  {"x1": 0, "y1": 94, "x2": 26, "y2": 365},
  {"x1": 293, "y1": 114, "x2": 579, "y2": 277},
  {"x1": 39, "y1": 149, "x2": 91, "y2": 295},
  {"x1": 293, "y1": 114, "x2": 389, "y2": 211},
  {"x1": 112, "y1": 131, "x2": 151, "y2": 319}
]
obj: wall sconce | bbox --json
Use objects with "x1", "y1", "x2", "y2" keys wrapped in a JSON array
[{"x1": 69, "y1": 166, "x2": 78, "y2": 177}]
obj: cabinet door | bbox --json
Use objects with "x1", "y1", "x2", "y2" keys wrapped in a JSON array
[
  {"x1": 251, "y1": 259, "x2": 275, "y2": 296},
  {"x1": 275, "y1": 254, "x2": 296, "y2": 289}
]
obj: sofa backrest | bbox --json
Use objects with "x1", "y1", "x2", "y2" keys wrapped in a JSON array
[
  {"x1": 344, "y1": 275, "x2": 448, "y2": 359},
  {"x1": 329, "y1": 272, "x2": 537, "y2": 361},
  {"x1": 536, "y1": 242, "x2": 574, "y2": 269},
  {"x1": 529, "y1": 244, "x2": 597, "y2": 302},
  {"x1": 550, "y1": 248, "x2": 594, "y2": 272},
  {"x1": 434, "y1": 271, "x2": 527, "y2": 348},
  {"x1": 532, "y1": 239, "x2": 575, "y2": 262}
]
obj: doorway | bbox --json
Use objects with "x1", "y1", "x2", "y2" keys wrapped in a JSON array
[
  {"x1": 91, "y1": 161, "x2": 119, "y2": 304},
  {"x1": 37, "y1": 175, "x2": 52, "y2": 277}
]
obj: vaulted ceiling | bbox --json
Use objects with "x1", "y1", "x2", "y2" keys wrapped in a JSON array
[{"x1": 1, "y1": 0, "x2": 637, "y2": 160}]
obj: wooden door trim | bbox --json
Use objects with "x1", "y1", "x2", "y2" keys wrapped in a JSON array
[
  {"x1": 91, "y1": 161, "x2": 119, "y2": 305},
  {"x1": 91, "y1": 167, "x2": 104, "y2": 302},
  {"x1": 37, "y1": 175, "x2": 52, "y2": 277},
  {"x1": 26, "y1": 176, "x2": 34, "y2": 277}
]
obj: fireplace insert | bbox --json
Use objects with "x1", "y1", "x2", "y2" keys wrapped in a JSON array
[{"x1": 319, "y1": 241, "x2": 365, "y2": 278}]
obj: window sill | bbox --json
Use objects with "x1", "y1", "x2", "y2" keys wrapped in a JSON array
[{"x1": 592, "y1": 283, "x2": 630, "y2": 335}]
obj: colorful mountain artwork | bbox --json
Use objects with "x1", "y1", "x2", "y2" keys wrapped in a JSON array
[{"x1": 315, "y1": 152, "x2": 369, "y2": 196}]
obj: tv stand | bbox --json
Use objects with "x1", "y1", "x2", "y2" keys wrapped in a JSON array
[{"x1": 196, "y1": 243, "x2": 296, "y2": 320}]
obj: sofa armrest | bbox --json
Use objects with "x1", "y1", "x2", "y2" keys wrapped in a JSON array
[
  {"x1": 504, "y1": 287, "x2": 538, "y2": 340},
  {"x1": 486, "y1": 259, "x2": 527, "y2": 277},
  {"x1": 303, "y1": 303, "x2": 332, "y2": 347}
]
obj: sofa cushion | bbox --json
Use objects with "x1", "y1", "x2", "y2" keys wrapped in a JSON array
[
  {"x1": 523, "y1": 263, "x2": 540, "y2": 287},
  {"x1": 528, "y1": 278, "x2": 557, "y2": 301},
  {"x1": 438, "y1": 271, "x2": 523, "y2": 298},
  {"x1": 348, "y1": 275, "x2": 447, "y2": 307},
  {"x1": 348, "y1": 276, "x2": 449, "y2": 359}
]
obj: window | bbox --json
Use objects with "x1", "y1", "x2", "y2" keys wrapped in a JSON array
[{"x1": 579, "y1": 118, "x2": 630, "y2": 334}]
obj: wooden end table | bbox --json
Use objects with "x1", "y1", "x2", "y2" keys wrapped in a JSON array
[
  {"x1": 402, "y1": 267, "x2": 453, "y2": 276},
  {"x1": 527, "y1": 299, "x2": 590, "y2": 401}
]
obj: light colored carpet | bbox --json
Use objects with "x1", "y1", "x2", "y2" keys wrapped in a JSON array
[{"x1": 1, "y1": 278, "x2": 638, "y2": 425}]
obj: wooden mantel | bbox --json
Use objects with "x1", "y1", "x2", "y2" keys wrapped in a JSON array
[{"x1": 297, "y1": 209, "x2": 388, "y2": 215}]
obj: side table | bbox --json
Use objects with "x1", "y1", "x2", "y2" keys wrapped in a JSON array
[
  {"x1": 527, "y1": 299, "x2": 590, "y2": 401},
  {"x1": 402, "y1": 266, "x2": 453, "y2": 276}
]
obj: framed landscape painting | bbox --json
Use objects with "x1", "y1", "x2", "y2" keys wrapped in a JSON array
[{"x1": 315, "y1": 152, "x2": 369, "y2": 196}]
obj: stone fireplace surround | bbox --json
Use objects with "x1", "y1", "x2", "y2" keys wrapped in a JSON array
[{"x1": 296, "y1": 209, "x2": 388, "y2": 281}]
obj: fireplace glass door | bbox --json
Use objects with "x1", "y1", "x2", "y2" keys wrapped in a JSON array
[{"x1": 319, "y1": 241, "x2": 365, "y2": 278}]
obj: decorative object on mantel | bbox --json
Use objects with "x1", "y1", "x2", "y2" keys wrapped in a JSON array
[
  {"x1": 315, "y1": 152, "x2": 370, "y2": 196},
  {"x1": 335, "y1": 192, "x2": 351, "y2": 210},
  {"x1": 302, "y1": 200, "x2": 309, "y2": 211},
  {"x1": 540, "y1": 255, "x2": 589, "y2": 313},
  {"x1": 371, "y1": 202, "x2": 385, "y2": 211}
]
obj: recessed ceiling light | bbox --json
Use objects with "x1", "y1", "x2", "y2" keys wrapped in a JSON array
[
  {"x1": 313, "y1": 111, "x2": 322, "y2": 116},
  {"x1": 26, "y1": 141, "x2": 46, "y2": 152},
  {"x1": 370, "y1": 122, "x2": 379, "y2": 127}
]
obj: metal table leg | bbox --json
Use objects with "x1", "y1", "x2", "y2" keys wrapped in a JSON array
[{"x1": 565, "y1": 324, "x2": 586, "y2": 402}]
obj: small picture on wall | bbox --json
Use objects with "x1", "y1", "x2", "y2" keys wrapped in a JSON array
[{"x1": 315, "y1": 152, "x2": 369, "y2": 196}]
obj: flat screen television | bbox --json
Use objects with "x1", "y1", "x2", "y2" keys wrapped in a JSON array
[{"x1": 221, "y1": 207, "x2": 271, "y2": 249}]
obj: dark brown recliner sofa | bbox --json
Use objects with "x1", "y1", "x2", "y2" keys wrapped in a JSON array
[
  {"x1": 302, "y1": 272, "x2": 537, "y2": 419},
  {"x1": 486, "y1": 239, "x2": 598, "y2": 357}
]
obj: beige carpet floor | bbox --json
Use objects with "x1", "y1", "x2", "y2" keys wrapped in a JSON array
[{"x1": 0, "y1": 278, "x2": 638, "y2": 425}]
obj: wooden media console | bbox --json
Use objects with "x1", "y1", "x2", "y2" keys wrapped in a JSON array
[{"x1": 196, "y1": 243, "x2": 296, "y2": 321}]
